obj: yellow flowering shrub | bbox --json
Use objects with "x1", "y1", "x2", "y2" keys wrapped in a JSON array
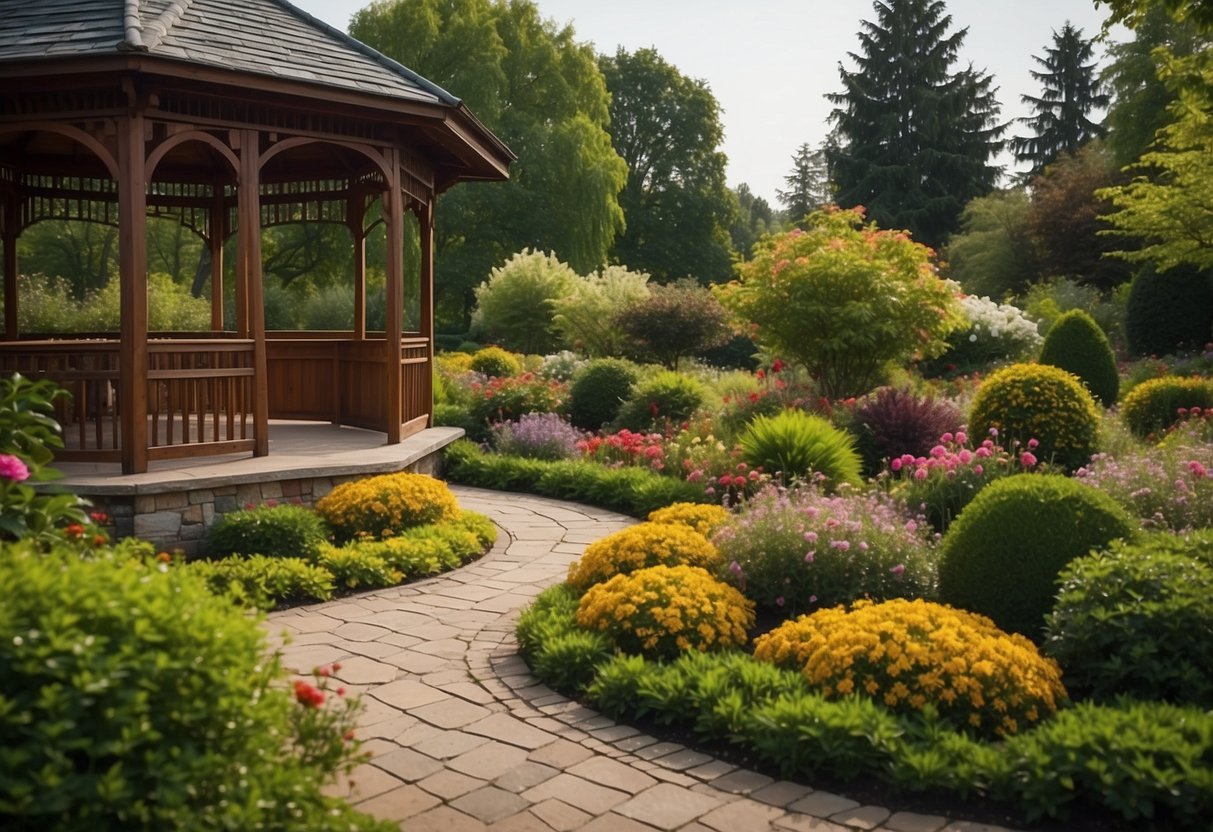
[
  {"x1": 753, "y1": 598, "x2": 1067, "y2": 737},
  {"x1": 315, "y1": 473, "x2": 461, "y2": 542},
  {"x1": 437, "y1": 352, "x2": 475, "y2": 374},
  {"x1": 576, "y1": 565, "x2": 754, "y2": 659},
  {"x1": 968, "y1": 362, "x2": 1100, "y2": 472},
  {"x1": 646, "y1": 502, "x2": 731, "y2": 537},
  {"x1": 566, "y1": 521, "x2": 721, "y2": 592}
]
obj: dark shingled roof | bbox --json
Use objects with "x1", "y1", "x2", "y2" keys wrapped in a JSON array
[{"x1": 0, "y1": 0, "x2": 459, "y2": 107}]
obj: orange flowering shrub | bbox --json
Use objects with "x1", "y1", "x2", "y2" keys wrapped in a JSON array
[
  {"x1": 315, "y1": 473, "x2": 460, "y2": 542},
  {"x1": 576, "y1": 565, "x2": 754, "y2": 658},
  {"x1": 566, "y1": 521, "x2": 720, "y2": 592},
  {"x1": 646, "y1": 502, "x2": 731, "y2": 537},
  {"x1": 753, "y1": 598, "x2": 1067, "y2": 737}
]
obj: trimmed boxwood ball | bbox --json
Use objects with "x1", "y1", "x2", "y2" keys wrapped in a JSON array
[
  {"x1": 613, "y1": 370, "x2": 707, "y2": 431},
  {"x1": 939, "y1": 474, "x2": 1136, "y2": 639},
  {"x1": 1124, "y1": 262, "x2": 1213, "y2": 358},
  {"x1": 468, "y1": 345, "x2": 523, "y2": 378},
  {"x1": 567, "y1": 357, "x2": 639, "y2": 430},
  {"x1": 968, "y1": 362, "x2": 1101, "y2": 472},
  {"x1": 1037, "y1": 309, "x2": 1119, "y2": 407},
  {"x1": 1119, "y1": 375, "x2": 1213, "y2": 438},
  {"x1": 1044, "y1": 531, "x2": 1213, "y2": 707}
]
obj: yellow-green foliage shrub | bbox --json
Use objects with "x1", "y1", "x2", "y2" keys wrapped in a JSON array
[
  {"x1": 646, "y1": 502, "x2": 731, "y2": 537},
  {"x1": 1120, "y1": 375, "x2": 1213, "y2": 438},
  {"x1": 469, "y1": 345, "x2": 523, "y2": 378},
  {"x1": 576, "y1": 565, "x2": 755, "y2": 658},
  {"x1": 315, "y1": 473, "x2": 461, "y2": 542},
  {"x1": 566, "y1": 521, "x2": 721, "y2": 592},
  {"x1": 968, "y1": 362, "x2": 1101, "y2": 471},
  {"x1": 753, "y1": 598, "x2": 1067, "y2": 737}
]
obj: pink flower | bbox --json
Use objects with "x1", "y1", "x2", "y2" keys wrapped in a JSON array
[
  {"x1": 1027, "y1": 438, "x2": 1039, "y2": 449},
  {"x1": 973, "y1": 464, "x2": 984, "y2": 476},
  {"x1": 890, "y1": 458, "x2": 903, "y2": 472},
  {"x1": 830, "y1": 539, "x2": 851, "y2": 551},
  {"x1": 1020, "y1": 452, "x2": 1038, "y2": 468},
  {"x1": 940, "y1": 432, "x2": 954, "y2": 443},
  {"x1": 890, "y1": 564, "x2": 906, "y2": 576},
  {"x1": 913, "y1": 468, "x2": 928, "y2": 481},
  {"x1": 804, "y1": 550, "x2": 815, "y2": 563},
  {"x1": 955, "y1": 431, "x2": 967, "y2": 445},
  {"x1": 775, "y1": 596, "x2": 785, "y2": 607},
  {"x1": 1188, "y1": 461, "x2": 1208, "y2": 479},
  {"x1": 0, "y1": 454, "x2": 30, "y2": 482}
]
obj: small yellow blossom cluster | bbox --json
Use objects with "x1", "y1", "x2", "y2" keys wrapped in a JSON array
[
  {"x1": 566, "y1": 521, "x2": 721, "y2": 592},
  {"x1": 753, "y1": 598, "x2": 1067, "y2": 737},
  {"x1": 316, "y1": 473, "x2": 461, "y2": 542},
  {"x1": 646, "y1": 503, "x2": 732, "y2": 538},
  {"x1": 576, "y1": 565, "x2": 755, "y2": 659},
  {"x1": 969, "y1": 363, "x2": 1100, "y2": 471}
]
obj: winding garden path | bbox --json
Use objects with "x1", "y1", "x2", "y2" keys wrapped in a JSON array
[{"x1": 267, "y1": 486, "x2": 1020, "y2": 832}]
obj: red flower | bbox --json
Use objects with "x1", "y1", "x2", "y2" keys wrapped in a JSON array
[
  {"x1": 64, "y1": 523, "x2": 85, "y2": 539},
  {"x1": 755, "y1": 369, "x2": 765, "y2": 380},
  {"x1": 293, "y1": 679, "x2": 326, "y2": 708}
]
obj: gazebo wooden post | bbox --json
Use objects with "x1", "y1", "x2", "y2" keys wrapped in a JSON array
[
  {"x1": 239, "y1": 129, "x2": 269, "y2": 457},
  {"x1": 419, "y1": 200, "x2": 435, "y2": 425},
  {"x1": 118, "y1": 112, "x2": 150, "y2": 474},
  {"x1": 349, "y1": 196, "x2": 367, "y2": 340},
  {"x1": 3, "y1": 194, "x2": 18, "y2": 340},
  {"x1": 209, "y1": 185, "x2": 225, "y2": 332},
  {"x1": 383, "y1": 149, "x2": 404, "y2": 443}
]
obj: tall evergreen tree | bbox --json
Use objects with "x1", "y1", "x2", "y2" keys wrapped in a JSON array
[
  {"x1": 826, "y1": 0, "x2": 1005, "y2": 249},
  {"x1": 777, "y1": 142, "x2": 831, "y2": 222},
  {"x1": 600, "y1": 48, "x2": 736, "y2": 284},
  {"x1": 1012, "y1": 23, "x2": 1109, "y2": 175}
]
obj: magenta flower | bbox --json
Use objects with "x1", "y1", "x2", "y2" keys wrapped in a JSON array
[
  {"x1": 0, "y1": 454, "x2": 30, "y2": 482},
  {"x1": 1020, "y1": 452, "x2": 1038, "y2": 468}
]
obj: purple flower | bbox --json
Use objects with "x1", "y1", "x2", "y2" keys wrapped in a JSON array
[{"x1": 0, "y1": 454, "x2": 30, "y2": 482}]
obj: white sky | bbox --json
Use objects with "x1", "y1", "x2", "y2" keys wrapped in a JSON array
[{"x1": 291, "y1": 0, "x2": 1122, "y2": 207}]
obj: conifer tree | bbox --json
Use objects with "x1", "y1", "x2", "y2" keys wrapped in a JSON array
[
  {"x1": 777, "y1": 142, "x2": 831, "y2": 222},
  {"x1": 1012, "y1": 23, "x2": 1109, "y2": 175},
  {"x1": 827, "y1": 0, "x2": 1005, "y2": 249}
]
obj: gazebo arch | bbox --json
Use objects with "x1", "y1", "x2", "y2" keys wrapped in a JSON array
[{"x1": 0, "y1": 0, "x2": 513, "y2": 474}]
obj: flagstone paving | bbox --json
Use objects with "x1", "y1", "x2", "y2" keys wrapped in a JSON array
[{"x1": 267, "y1": 486, "x2": 1021, "y2": 832}]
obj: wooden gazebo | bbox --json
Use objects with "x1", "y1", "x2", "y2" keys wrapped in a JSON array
[{"x1": 0, "y1": 0, "x2": 512, "y2": 473}]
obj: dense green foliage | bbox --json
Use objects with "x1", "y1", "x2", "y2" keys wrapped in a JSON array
[
  {"x1": 777, "y1": 142, "x2": 830, "y2": 222},
  {"x1": 826, "y1": 0, "x2": 1004, "y2": 248},
  {"x1": 613, "y1": 371, "x2": 708, "y2": 431},
  {"x1": 1119, "y1": 375, "x2": 1213, "y2": 436},
  {"x1": 1037, "y1": 309, "x2": 1119, "y2": 407},
  {"x1": 468, "y1": 345, "x2": 524, "y2": 379},
  {"x1": 551, "y1": 265, "x2": 651, "y2": 358},
  {"x1": 0, "y1": 541, "x2": 389, "y2": 830},
  {"x1": 942, "y1": 189, "x2": 1039, "y2": 299},
  {"x1": 718, "y1": 207, "x2": 963, "y2": 398},
  {"x1": 206, "y1": 503, "x2": 328, "y2": 559},
  {"x1": 599, "y1": 48, "x2": 736, "y2": 283},
  {"x1": 470, "y1": 250, "x2": 580, "y2": 354},
  {"x1": 614, "y1": 280, "x2": 731, "y2": 369},
  {"x1": 1123, "y1": 262, "x2": 1213, "y2": 357},
  {"x1": 350, "y1": 0, "x2": 626, "y2": 328},
  {"x1": 1011, "y1": 23, "x2": 1108, "y2": 175},
  {"x1": 443, "y1": 439, "x2": 706, "y2": 517},
  {"x1": 738, "y1": 410, "x2": 863, "y2": 489},
  {"x1": 567, "y1": 358, "x2": 640, "y2": 430},
  {"x1": 1045, "y1": 532, "x2": 1213, "y2": 706},
  {"x1": 938, "y1": 474, "x2": 1137, "y2": 638},
  {"x1": 967, "y1": 363, "x2": 1101, "y2": 472}
]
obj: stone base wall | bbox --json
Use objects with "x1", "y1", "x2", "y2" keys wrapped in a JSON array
[{"x1": 91, "y1": 450, "x2": 443, "y2": 557}]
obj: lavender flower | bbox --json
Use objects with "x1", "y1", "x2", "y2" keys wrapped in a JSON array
[{"x1": 491, "y1": 412, "x2": 584, "y2": 461}]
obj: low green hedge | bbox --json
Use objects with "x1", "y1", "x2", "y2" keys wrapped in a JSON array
[
  {"x1": 516, "y1": 586, "x2": 1213, "y2": 829},
  {"x1": 444, "y1": 439, "x2": 707, "y2": 516}
]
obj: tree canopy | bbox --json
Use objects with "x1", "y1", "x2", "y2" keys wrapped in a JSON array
[
  {"x1": 350, "y1": 0, "x2": 626, "y2": 329},
  {"x1": 1012, "y1": 22, "x2": 1108, "y2": 176},
  {"x1": 777, "y1": 142, "x2": 832, "y2": 224},
  {"x1": 826, "y1": 0, "x2": 1006, "y2": 250},
  {"x1": 598, "y1": 47, "x2": 736, "y2": 284}
]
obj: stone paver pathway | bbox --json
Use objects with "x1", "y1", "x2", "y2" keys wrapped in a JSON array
[{"x1": 268, "y1": 486, "x2": 1018, "y2": 832}]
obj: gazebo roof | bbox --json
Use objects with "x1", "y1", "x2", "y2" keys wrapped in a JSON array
[
  {"x1": 1, "y1": 0, "x2": 454, "y2": 106},
  {"x1": 0, "y1": 0, "x2": 514, "y2": 186}
]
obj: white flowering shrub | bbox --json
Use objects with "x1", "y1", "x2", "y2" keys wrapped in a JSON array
[{"x1": 925, "y1": 295, "x2": 1042, "y2": 375}]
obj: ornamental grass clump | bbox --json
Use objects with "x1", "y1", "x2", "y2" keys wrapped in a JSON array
[
  {"x1": 315, "y1": 472, "x2": 461, "y2": 543},
  {"x1": 753, "y1": 598, "x2": 1067, "y2": 738},
  {"x1": 566, "y1": 521, "x2": 721, "y2": 593},
  {"x1": 491, "y1": 412, "x2": 583, "y2": 460},
  {"x1": 647, "y1": 502, "x2": 731, "y2": 537},
  {"x1": 738, "y1": 409, "x2": 863, "y2": 489},
  {"x1": 713, "y1": 484, "x2": 937, "y2": 616},
  {"x1": 575, "y1": 564, "x2": 754, "y2": 659}
]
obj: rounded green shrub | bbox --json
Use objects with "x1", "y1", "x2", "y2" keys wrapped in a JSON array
[
  {"x1": 207, "y1": 503, "x2": 328, "y2": 559},
  {"x1": 1120, "y1": 375, "x2": 1213, "y2": 438},
  {"x1": 470, "y1": 249, "x2": 579, "y2": 354},
  {"x1": 1037, "y1": 309, "x2": 1119, "y2": 407},
  {"x1": 738, "y1": 410, "x2": 862, "y2": 489},
  {"x1": 468, "y1": 345, "x2": 523, "y2": 378},
  {"x1": 1124, "y1": 262, "x2": 1213, "y2": 358},
  {"x1": 938, "y1": 474, "x2": 1136, "y2": 639},
  {"x1": 1044, "y1": 531, "x2": 1213, "y2": 706},
  {"x1": 614, "y1": 371, "x2": 707, "y2": 431},
  {"x1": 568, "y1": 358, "x2": 640, "y2": 430},
  {"x1": 0, "y1": 541, "x2": 386, "y2": 829},
  {"x1": 968, "y1": 362, "x2": 1101, "y2": 472}
]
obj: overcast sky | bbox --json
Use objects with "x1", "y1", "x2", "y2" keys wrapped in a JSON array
[{"x1": 291, "y1": 0, "x2": 1123, "y2": 207}]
